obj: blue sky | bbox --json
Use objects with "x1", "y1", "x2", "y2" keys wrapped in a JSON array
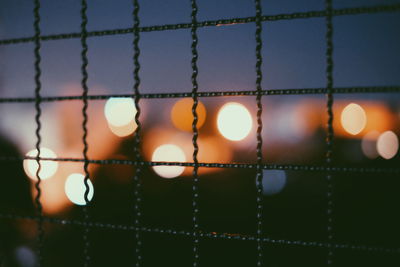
[{"x1": 0, "y1": 0, "x2": 399, "y2": 98}]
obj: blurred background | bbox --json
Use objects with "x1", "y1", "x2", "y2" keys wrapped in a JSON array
[{"x1": 0, "y1": 0, "x2": 400, "y2": 266}]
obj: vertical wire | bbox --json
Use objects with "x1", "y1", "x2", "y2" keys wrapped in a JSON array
[
  {"x1": 190, "y1": 0, "x2": 200, "y2": 266},
  {"x1": 80, "y1": 0, "x2": 91, "y2": 266},
  {"x1": 324, "y1": 0, "x2": 335, "y2": 265},
  {"x1": 33, "y1": 0, "x2": 44, "y2": 266},
  {"x1": 132, "y1": 0, "x2": 143, "y2": 266},
  {"x1": 254, "y1": 0, "x2": 264, "y2": 266}
]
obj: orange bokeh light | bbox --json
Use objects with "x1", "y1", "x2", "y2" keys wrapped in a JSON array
[
  {"x1": 333, "y1": 101, "x2": 394, "y2": 138},
  {"x1": 171, "y1": 98, "x2": 206, "y2": 132}
]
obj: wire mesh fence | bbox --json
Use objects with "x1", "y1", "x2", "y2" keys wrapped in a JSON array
[{"x1": 0, "y1": 0, "x2": 400, "y2": 266}]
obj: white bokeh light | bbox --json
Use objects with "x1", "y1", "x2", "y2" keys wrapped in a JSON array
[
  {"x1": 217, "y1": 102, "x2": 253, "y2": 141},
  {"x1": 151, "y1": 144, "x2": 186, "y2": 178},
  {"x1": 65, "y1": 173, "x2": 94, "y2": 205},
  {"x1": 104, "y1": 97, "x2": 137, "y2": 127},
  {"x1": 23, "y1": 147, "x2": 58, "y2": 180},
  {"x1": 340, "y1": 103, "x2": 367, "y2": 135},
  {"x1": 377, "y1": 131, "x2": 399, "y2": 160},
  {"x1": 262, "y1": 170, "x2": 287, "y2": 196}
]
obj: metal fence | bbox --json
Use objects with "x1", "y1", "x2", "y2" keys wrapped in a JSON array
[{"x1": 0, "y1": 0, "x2": 400, "y2": 266}]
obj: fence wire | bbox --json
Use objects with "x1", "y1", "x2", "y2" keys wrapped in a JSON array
[
  {"x1": 324, "y1": 0, "x2": 335, "y2": 264},
  {"x1": 32, "y1": 0, "x2": 44, "y2": 265}
]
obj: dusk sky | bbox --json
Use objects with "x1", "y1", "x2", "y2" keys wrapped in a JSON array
[{"x1": 1, "y1": 0, "x2": 399, "y2": 98}]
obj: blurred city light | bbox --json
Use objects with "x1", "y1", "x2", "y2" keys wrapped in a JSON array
[
  {"x1": 377, "y1": 131, "x2": 399, "y2": 160},
  {"x1": 217, "y1": 102, "x2": 252, "y2": 141},
  {"x1": 14, "y1": 246, "x2": 36, "y2": 267},
  {"x1": 108, "y1": 121, "x2": 137, "y2": 137},
  {"x1": 104, "y1": 97, "x2": 137, "y2": 127},
  {"x1": 65, "y1": 173, "x2": 94, "y2": 206},
  {"x1": 171, "y1": 98, "x2": 206, "y2": 132},
  {"x1": 104, "y1": 97, "x2": 138, "y2": 137},
  {"x1": 151, "y1": 144, "x2": 186, "y2": 178},
  {"x1": 262, "y1": 170, "x2": 287, "y2": 196},
  {"x1": 340, "y1": 103, "x2": 367, "y2": 135},
  {"x1": 334, "y1": 101, "x2": 394, "y2": 138},
  {"x1": 361, "y1": 131, "x2": 380, "y2": 159},
  {"x1": 23, "y1": 147, "x2": 58, "y2": 180}
]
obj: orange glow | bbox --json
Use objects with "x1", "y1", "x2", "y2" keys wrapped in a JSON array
[
  {"x1": 151, "y1": 144, "x2": 186, "y2": 178},
  {"x1": 377, "y1": 131, "x2": 399, "y2": 160},
  {"x1": 197, "y1": 136, "x2": 232, "y2": 164},
  {"x1": 143, "y1": 128, "x2": 232, "y2": 176},
  {"x1": 57, "y1": 86, "x2": 123, "y2": 160},
  {"x1": 171, "y1": 98, "x2": 206, "y2": 132},
  {"x1": 29, "y1": 160, "x2": 84, "y2": 214},
  {"x1": 363, "y1": 104, "x2": 393, "y2": 133},
  {"x1": 340, "y1": 103, "x2": 367, "y2": 135},
  {"x1": 23, "y1": 148, "x2": 58, "y2": 180},
  {"x1": 30, "y1": 171, "x2": 68, "y2": 214},
  {"x1": 195, "y1": 135, "x2": 233, "y2": 175},
  {"x1": 217, "y1": 102, "x2": 252, "y2": 141},
  {"x1": 179, "y1": 135, "x2": 233, "y2": 176},
  {"x1": 333, "y1": 101, "x2": 394, "y2": 138}
]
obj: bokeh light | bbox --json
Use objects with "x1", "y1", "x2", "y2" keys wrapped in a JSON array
[
  {"x1": 377, "y1": 131, "x2": 399, "y2": 160},
  {"x1": 104, "y1": 97, "x2": 137, "y2": 127},
  {"x1": 151, "y1": 144, "x2": 186, "y2": 178},
  {"x1": 217, "y1": 102, "x2": 252, "y2": 141},
  {"x1": 15, "y1": 246, "x2": 36, "y2": 267},
  {"x1": 65, "y1": 173, "x2": 94, "y2": 205},
  {"x1": 108, "y1": 121, "x2": 137, "y2": 137},
  {"x1": 340, "y1": 103, "x2": 367, "y2": 135},
  {"x1": 361, "y1": 131, "x2": 380, "y2": 159},
  {"x1": 171, "y1": 98, "x2": 207, "y2": 132},
  {"x1": 262, "y1": 170, "x2": 287, "y2": 196},
  {"x1": 23, "y1": 147, "x2": 58, "y2": 180}
]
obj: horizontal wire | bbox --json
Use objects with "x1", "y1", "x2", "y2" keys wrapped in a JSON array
[
  {"x1": 0, "y1": 213, "x2": 398, "y2": 254},
  {"x1": 0, "y1": 4, "x2": 399, "y2": 46},
  {"x1": 1, "y1": 155, "x2": 399, "y2": 174},
  {"x1": 0, "y1": 86, "x2": 399, "y2": 104}
]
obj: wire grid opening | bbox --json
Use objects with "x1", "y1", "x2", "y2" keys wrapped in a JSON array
[{"x1": 0, "y1": 1, "x2": 399, "y2": 266}]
